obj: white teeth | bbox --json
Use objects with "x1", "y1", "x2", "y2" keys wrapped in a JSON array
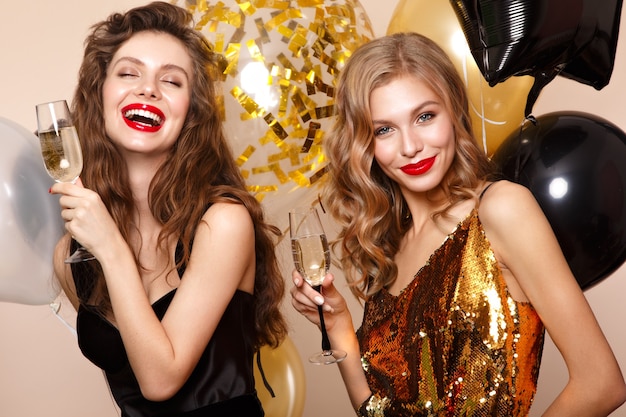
[{"x1": 124, "y1": 108, "x2": 162, "y2": 125}]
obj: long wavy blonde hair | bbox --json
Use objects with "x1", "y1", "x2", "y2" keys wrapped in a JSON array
[
  {"x1": 323, "y1": 32, "x2": 495, "y2": 301},
  {"x1": 65, "y1": 2, "x2": 286, "y2": 348}
]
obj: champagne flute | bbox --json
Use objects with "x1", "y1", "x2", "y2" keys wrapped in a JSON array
[
  {"x1": 290, "y1": 206, "x2": 347, "y2": 365},
  {"x1": 36, "y1": 100, "x2": 95, "y2": 263}
]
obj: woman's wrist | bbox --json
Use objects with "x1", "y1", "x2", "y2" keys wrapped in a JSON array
[{"x1": 327, "y1": 309, "x2": 357, "y2": 347}]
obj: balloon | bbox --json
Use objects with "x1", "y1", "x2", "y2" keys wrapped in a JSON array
[
  {"x1": 254, "y1": 336, "x2": 306, "y2": 417},
  {"x1": 451, "y1": 0, "x2": 623, "y2": 116},
  {"x1": 0, "y1": 117, "x2": 64, "y2": 305},
  {"x1": 388, "y1": 0, "x2": 533, "y2": 156},
  {"x1": 492, "y1": 112, "x2": 626, "y2": 290},
  {"x1": 178, "y1": 0, "x2": 375, "y2": 228}
]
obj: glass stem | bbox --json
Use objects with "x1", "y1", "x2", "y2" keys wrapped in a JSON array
[{"x1": 313, "y1": 285, "x2": 331, "y2": 351}]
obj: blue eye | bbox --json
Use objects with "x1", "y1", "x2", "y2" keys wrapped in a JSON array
[
  {"x1": 418, "y1": 113, "x2": 434, "y2": 123},
  {"x1": 374, "y1": 126, "x2": 392, "y2": 136}
]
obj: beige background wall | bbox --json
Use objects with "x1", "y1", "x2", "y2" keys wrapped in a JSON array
[{"x1": 1, "y1": 1, "x2": 625, "y2": 416}]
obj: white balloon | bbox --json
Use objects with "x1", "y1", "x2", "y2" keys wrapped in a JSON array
[{"x1": 0, "y1": 116, "x2": 64, "y2": 305}]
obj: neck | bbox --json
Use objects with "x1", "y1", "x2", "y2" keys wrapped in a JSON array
[
  {"x1": 126, "y1": 161, "x2": 165, "y2": 256},
  {"x1": 404, "y1": 185, "x2": 448, "y2": 215},
  {"x1": 123, "y1": 154, "x2": 164, "y2": 218}
]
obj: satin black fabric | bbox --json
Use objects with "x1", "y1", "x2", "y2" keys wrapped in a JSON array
[{"x1": 71, "y1": 242, "x2": 263, "y2": 417}]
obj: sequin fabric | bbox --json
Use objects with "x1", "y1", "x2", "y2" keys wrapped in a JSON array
[{"x1": 356, "y1": 209, "x2": 545, "y2": 416}]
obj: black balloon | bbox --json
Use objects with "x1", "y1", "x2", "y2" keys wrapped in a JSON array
[
  {"x1": 492, "y1": 112, "x2": 626, "y2": 290},
  {"x1": 450, "y1": 0, "x2": 623, "y2": 116}
]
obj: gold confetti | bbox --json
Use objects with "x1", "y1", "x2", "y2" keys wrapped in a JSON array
[{"x1": 179, "y1": 0, "x2": 374, "y2": 224}]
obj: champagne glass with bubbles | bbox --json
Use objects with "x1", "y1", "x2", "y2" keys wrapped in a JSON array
[
  {"x1": 36, "y1": 100, "x2": 95, "y2": 263},
  {"x1": 290, "y1": 206, "x2": 347, "y2": 365}
]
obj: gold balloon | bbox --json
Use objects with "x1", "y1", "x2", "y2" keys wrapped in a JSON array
[
  {"x1": 387, "y1": 0, "x2": 533, "y2": 156},
  {"x1": 179, "y1": 0, "x2": 374, "y2": 228},
  {"x1": 254, "y1": 336, "x2": 306, "y2": 417}
]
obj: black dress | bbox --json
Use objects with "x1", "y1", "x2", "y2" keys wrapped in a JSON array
[{"x1": 71, "y1": 243, "x2": 264, "y2": 417}]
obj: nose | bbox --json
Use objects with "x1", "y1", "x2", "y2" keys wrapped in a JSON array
[
  {"x1": 400, "y1": 128, "x2": 423, "y2": 157},
  {"x1": 135, "y1": 78, "x2": 161, "y2": 100}
]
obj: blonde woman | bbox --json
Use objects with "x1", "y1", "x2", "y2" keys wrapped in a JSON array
[{"x1": 291, "y1": 32, "x2": 626, "y2": 416}]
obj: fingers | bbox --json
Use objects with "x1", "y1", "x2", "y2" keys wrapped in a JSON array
[
  {"x1": 291, "y1": 270, "x2": 331, "y2": 299},
  {"x1": 290, "y1": 270, "x2": 322, "y2": 304},
  {"x1": 291, "y1": 271, "x2": 336, "y2": 314},
  {"x1": 290, "y1": 280, "x2": 320, "y2": 310},
  {"x1": 49, "y1": 179, "x2": 86, "y2": 196},
  {"x1": 290, "y1": 286, "x2": 321, "y2": 326},
  {"x1": 320, "y1": 272, "x2": 336, "y2": 293},
  {"x1": 291, "y1": 269, "x2": 304, "y2": 287},
  {"x1": 51, "y1": 185, "x2": 107, "y2": 252},
  {"x1": 49, "y1": 181, "x2": 74, "y2": 196}
]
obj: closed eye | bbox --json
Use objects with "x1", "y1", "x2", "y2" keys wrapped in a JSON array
[
  {"x1": 118, "y1": 71, "x2": 138, "y2": 79},
  {"x1": 161, "y1": 77, "x2": 183, "y2": 87}
]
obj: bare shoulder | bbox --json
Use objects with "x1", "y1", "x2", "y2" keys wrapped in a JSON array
[
  {"x1": 193, "y1": 202, "x2": 256, "y2": 293},
  {"x1": 477, "y1": 180, "x2": 541, "y2": 228},
  {"x1": 199, "y1": 202, "x2": 254, "y2": 237},
  {"x1": 477, "y1": 180, "x2": 558, "y2": 269}
]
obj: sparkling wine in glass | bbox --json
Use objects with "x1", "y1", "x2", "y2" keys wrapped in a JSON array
[
  {"x1": 36, "y1": 100, "x2": 95, "y2": 263},
  {"x1": 290, "y1": 206, "x2": 346, "y2": 365}
]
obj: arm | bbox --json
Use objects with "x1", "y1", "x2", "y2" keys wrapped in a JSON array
[
  {"x1": 479, "y1": 181, "x2": 626, "y2": 416},
  {"x1": 52, "y1": 182, "x2": 256, "y2": 400},
  {"x1": 112, "y1": 203, "x2": 255, "y2": 400},
  {"x1": 291, "y1": 271, "x2": 372, "y2": 410}
]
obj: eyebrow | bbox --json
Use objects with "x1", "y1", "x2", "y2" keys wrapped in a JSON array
[
  {"x1": 112, "y1": 56, "x2": 190, "y2": 79},
  {"x1": 371, "y1": 100, "x2": 440, "y2": 125}
]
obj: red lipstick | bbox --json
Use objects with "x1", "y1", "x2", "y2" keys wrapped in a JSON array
[
  {"x1": 400, "y1": 156, "x2": 436, "y2": 175},
  {"x1": 121, "y1": 103, "x2": 165, "y2": 133}
]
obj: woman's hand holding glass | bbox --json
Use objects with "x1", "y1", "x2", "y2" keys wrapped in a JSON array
[
  {"x1": 36, "y1": 100, "x2": 96, "y2": 263},
  {"x1": 289, "y1": 206, "x2": 347, "y2": 365},
  {"x1": 50, "y1": 179, "x2": 116, "y2": 263},
  {"x1": 291, "y1": 269, "x2": 348, "y2": 326}
]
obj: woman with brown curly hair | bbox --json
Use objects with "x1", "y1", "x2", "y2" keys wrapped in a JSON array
[
  {"x1": 291, "y1": 32, "x2": 625, "y2": 416},
  {"x1": 50, "y1": 2, "x2": 287, "y2": 416}
]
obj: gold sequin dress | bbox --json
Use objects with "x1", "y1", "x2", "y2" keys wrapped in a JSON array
[{"x1": 356, "y1": 208, "x2": 545, "y2": 416}]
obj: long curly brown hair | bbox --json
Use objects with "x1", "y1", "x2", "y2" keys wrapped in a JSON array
[
  {"x1": 323, "y1": 32, "x2": 495, "y2": 301},
  {"x1": 67, "y1": 1, "x2": 286, "y2": 348}
]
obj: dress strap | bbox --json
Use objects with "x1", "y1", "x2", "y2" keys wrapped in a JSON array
[{"x1": 479, "y1": 181, "x2": 499, "y2": 202}]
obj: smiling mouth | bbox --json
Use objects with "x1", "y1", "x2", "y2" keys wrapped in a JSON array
[
  {"x1": 123, "y1": 108, "x2": 163, "y2": 128},
  {"x1": 401, "y1": 156, "x2": 436, "y2": 175}
]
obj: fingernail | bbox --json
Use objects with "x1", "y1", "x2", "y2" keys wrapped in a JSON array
[
  {"x1": 48, "y1": 187, "x2": 52, "y2": 194},
  {"x1": 314, "y1": 296, "x2": 324, "y2": 305},
  {"x1": 323, "y1": 305, "x2": 333, "y2": 313}
]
